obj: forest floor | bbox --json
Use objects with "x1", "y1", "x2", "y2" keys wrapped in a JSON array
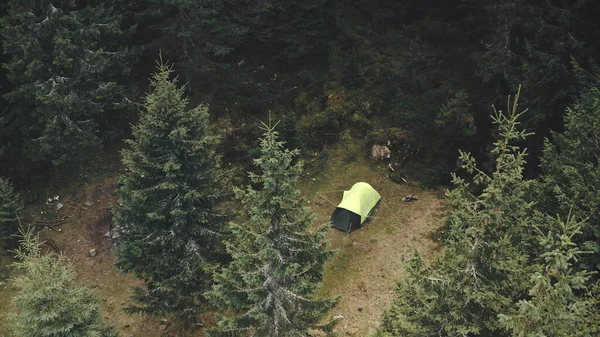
[
  {"x1": 0, "y1": 138, "x2": 446, "y2": 337},
  {"x1": 303, "y1": 139, "x2": 445, "y2": 336}
]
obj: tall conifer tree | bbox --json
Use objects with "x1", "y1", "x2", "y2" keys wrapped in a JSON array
[
  {"x1": 207, "y1": 123, "x2": 336, "y2": 337},
  {"x1": 114, "y1": 59, "x2": 227, "y2": 324},
  {"x1": 537, "y1": 84, "x2": 600, "y2": 271}
]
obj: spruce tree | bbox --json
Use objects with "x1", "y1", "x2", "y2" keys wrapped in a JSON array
[
  {"x1": 537, "y1": 84, "x2": 600, "y2": 272},
  {"x1": 0, "y1": 0, "x2": 134, "y2": 166},
  {"x1": 499, "y1": 213, "x2": 599, "y2": 337},
  {"x1": 0, "y1": 177, "x2": 23, "y2": 251},
  {"x1": 207, "y1": 123, "x2": 336, "y2": 337},
  {"x1": 376, "y1": 87, "x2": 600, "y2": 336},
  {"x1": 8, "y1": 229, "x2": 118, "y2": 337},
  {"x1": 113, "y1": 59, "x2": 228, "y2": 324}
]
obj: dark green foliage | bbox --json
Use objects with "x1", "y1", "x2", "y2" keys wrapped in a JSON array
[
  {"x1": 207, "y1": 124, "x2": 337, "y2": 336},
  {"x1": 377, "y1": 8, "x2": 487, "y2": 182},
  {"x1": 128, "y1": 0, "x2": 259, "y2": 88},
  {"x1": 323, "y1": 111, "x2": 341, "y2": 144},
  {"x1": 8, "y1": 229, "x2": 118, "y2": 337},
  {"x1": 478, "y1": 0, "x2": 600, "y2": 170},
  {"x1": 0, "y1": 0, "x2": 135, "y2": 167},
  {"x1": 278, "y1": 117, "x2": 302, "y2": 151},
  {"x1": 348, "y1": 0, "x2": 600, "y2": 181},
  {"x1": 130, "y1": 0, "x2": 331, "y2": 93},
  {"x1": 435, "y1": 91, "x2": 476, "y2": 137},
  {"x1": 376, "y1": 89, "x2": 600, "y2": 336},
  {"x1": 113, "y1": 59, "x2": 228, "y2": 324},
  {"x1": 261, "y1": 0, "x2": 333, "y2": 64},
  {"x1": 341, "y1": 51, "x2": 362, "y2": 90},
  {"x1": 0, "y1": 177, "x2": 23, "y2": 251},
  {"x1": 537, "y1": 84, "x2": 600, "y2": 271},
  {"x1": 298, "y1": 109, "x2": 341, "y2": 149}
]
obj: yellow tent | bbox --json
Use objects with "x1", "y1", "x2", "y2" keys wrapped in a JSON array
[{"x1": 331, "y1": 182, "x2": 381, "y2": 233}]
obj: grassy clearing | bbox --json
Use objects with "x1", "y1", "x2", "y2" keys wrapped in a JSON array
[
  {"x1": 0, "y1": 137, "x2": 447, "y2": 336},
  {"x1": 300, "y1": 137, "x2": 446, "y2": 336}
]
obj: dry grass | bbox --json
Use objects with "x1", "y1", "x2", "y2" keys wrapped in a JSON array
[{"x1": 300, "y1": 139, "x2": 446, "y2": 336}]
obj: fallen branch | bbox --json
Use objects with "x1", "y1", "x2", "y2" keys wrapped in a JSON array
[
  {"x1": 30, "y1": 215, "x2": 70, "y2": 224},
  {"x1": 41, "y1": 238, "x2": 60, "y2": 252},
  {"x1": 33, "y1": 219, "x2": 68, "y2": 224},
  {"x1": 32, "y1": 220, "x2": 69, "y2": 229}
]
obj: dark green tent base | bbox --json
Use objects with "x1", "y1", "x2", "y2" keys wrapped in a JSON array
[
  {"x1": 331, "y1": 200, "x2": 380, "y2": 233},
  {"x1": 331, "y1": 207, "x2": 361, "y2": 233}
]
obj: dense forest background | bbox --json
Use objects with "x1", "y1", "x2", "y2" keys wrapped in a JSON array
[
  {"x1": 1, "y1": 0, "x2": 600, "y2": 336},
  {"x1": 1, "y1": 0, "x2": 599, "y2": 182}
]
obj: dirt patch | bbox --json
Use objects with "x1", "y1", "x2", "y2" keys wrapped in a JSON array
[
  {"x1": 0, "y1": 152, "x2": 183, "y2": 336},
  {"x1": 44, "y1": 175, "x2": 180, "y2": 337}
]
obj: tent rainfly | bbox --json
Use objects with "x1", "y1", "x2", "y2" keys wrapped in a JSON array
[{"x1": 330, "y1": 182, "x2": 381, "y2": 233}]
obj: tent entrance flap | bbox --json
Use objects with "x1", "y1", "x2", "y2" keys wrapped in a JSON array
[
  {"x1": 331, "y1": 208, "x2": 361, "y2": 233},
  {"x1": 330, "y1": 182, "x2": 381, "y2": 233}
]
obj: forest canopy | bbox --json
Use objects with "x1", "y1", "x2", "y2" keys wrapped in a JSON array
[{"x1": 1, "y1": 0, "x2": 600, "y2": 336}]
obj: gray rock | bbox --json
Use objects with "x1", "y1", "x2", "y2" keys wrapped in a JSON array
[
  {"x1": 88, "y1": 249, "x2": 98, "y2": 257},
  {"x1": 402, "y1": 194, "x2": 419, "y2": 202},
  {"x1": 84, "y1": 201, "x2": 93, "y2": 207}
]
